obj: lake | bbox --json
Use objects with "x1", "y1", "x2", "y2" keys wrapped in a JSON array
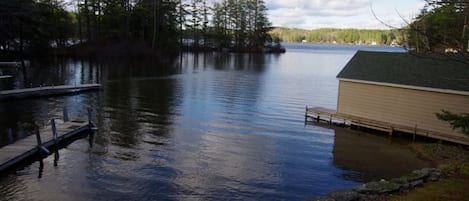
[{"x1": 0, "y1": 44, "x2": 432, "y2": 200}]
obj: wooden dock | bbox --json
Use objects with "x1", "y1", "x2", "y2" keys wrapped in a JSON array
[
  {"x1": 0, "y1": 84, "x2": 101, "y2": 101},
  {"x1": 0, "y1": 75, "x2": 13, "y2": 79},
  {"x1": 305, "y1": 106, "x2": 469, "y2": 145},
  {"x1": 0, "y1": 62, "x2": 20, "y2": 67},
  {"x1": 0, "y1": 114, "x2": 97, "y2": 173}
]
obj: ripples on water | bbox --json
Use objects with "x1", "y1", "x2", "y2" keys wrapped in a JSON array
[{"x1": 0, "y1": 44, "x2": 431, "y2": 200}]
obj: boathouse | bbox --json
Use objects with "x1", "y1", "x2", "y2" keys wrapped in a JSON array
[{"x1": 336, "y1": 51, "x2": 469, "y2": 145}]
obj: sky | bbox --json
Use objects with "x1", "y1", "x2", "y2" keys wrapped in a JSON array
[{"x1": 265, "y1": 0, "x2": 426, "y2": 30}]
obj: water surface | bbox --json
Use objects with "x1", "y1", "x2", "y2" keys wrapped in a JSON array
[{"x1": 0, "y1": 44, "x2": 431, "y2": 200}]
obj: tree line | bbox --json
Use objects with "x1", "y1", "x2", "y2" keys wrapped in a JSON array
[
  {"x1": 270, "y1": 27, "x2": 404, "y2": 46},
  {"x1": 0, "y1": 0, "x2": 277, "y2": 58},
  {"x1": 0, "y1": 0, "x2": 75, "y2": 58}
]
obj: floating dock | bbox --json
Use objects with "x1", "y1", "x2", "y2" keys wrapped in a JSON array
[
  {"x1": 0, "y1": 62, "x2": 21, "y2": 67},
  {"x1": 0, "y1": 75, "x2": 12, "y2": 79},
  {"x1": 0, "y1": 84, "x2": 101, "y2": 101},
  {"x1": 305, "y1": 106, "x2": 469, "y2": 145},
  {"x1": 0, "y1": 118, "x2": 95, "y2": 173}
]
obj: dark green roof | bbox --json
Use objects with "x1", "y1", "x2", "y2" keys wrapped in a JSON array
[{"x1": 337, "y1": 51, "x2": 469, "y2": 92}]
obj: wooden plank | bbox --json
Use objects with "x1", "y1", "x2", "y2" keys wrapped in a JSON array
[
  {"x1": 0, "y1": 120, "x2": 90, "y2": 172},
  {"x1": 0, "y1": 62, "x2": 20, "y2": 66},
  {"x1": 0, "y1": 75, "x2": 13, "y2": 79},
  {"x1": 0, "y1": 84, "x2": 101, "y2": 101}
]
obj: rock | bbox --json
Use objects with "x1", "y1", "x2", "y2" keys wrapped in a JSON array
[
  {"x1": 378, "y1": 181, "x2": 401, "y2": 194},
  {"x1": 353, "y1": 184, "x2": 368, "y2": 194},
  {"x1": 307, "y1": 196, "x2": 335, "y2": 201},
  {"x1": 353, "y1": 182, "x2": 380, "y2": 194},
  {"x1": 405, "y1": 168, "x2": 432, "y2": 182},
  {"x1": 311, "y1": 167, "x2": 440, "y2": 201},
  {"x1": 327, "y1": 190, "x2": 360, "y2": 201},
  {"x1": 390, "y1": 177, "x2": 409, "y2": 189},
  {"x1": 427, "y1": 170, "x2": 442, "y2": 182},
  {"x1": 410, "y1": 179, "x2": 424, "y2": 187},
  {"x1": 353, "y1": 180, "x2": 403, "y2": 195}
]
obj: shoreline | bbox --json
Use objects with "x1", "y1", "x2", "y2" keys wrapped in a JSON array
[{"x1": 309, "y1": 143, "x2": 469, "y2": 201}]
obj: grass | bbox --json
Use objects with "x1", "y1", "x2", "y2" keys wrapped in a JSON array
[
  {"x1": 385, "y1": 143, "x2": 469, "y2": 201},
  {"x1": 386, "y1": 176, "x2": 469, "y2": 201}
]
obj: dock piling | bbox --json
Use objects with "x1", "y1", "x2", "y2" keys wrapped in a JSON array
[
  {"x1": 7, "y1": 128, "x2": 13, "y2": 143},
  {"x1": 88, "y1": 132, "x2": 94, "y2": 148},
  {"x1": 88, "y1": 108, "x2": 98, "y2": 131},
  {"x1": 17, "y1": 122, "x2": 24, "y2": 138},
  {"x1": 38, "y1": 160, "x2": 44, "y2": 179},
  {"x1": 51, "y1": 119, "x2": 59, "y2": 148},
  {"x1": 304, "y1": 106, "x2": 308, "y2": 123},
  {"x1": 63, "y1": 106, "x2": 69, "y2": 122},
  {"x1": 54, "y1": 151, "x2": 59, "y2": 166}
]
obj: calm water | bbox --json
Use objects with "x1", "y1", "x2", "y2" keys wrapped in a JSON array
[{"x1": 0, "y1": 44, "x2": 431, "y2": 200}]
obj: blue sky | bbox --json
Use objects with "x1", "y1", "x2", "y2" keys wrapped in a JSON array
[{"x1": 265, "y1": 0, "x2": 426, "y2": 29}]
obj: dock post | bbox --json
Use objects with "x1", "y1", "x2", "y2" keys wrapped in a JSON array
[
  {"x1": 17, "y1": 122, "x2": 24, "y2": 138},
  {"x1": 51, "y1": 119, "x2": 59, "y2": 148},
  {"x1": 304, "y1": 106, "x2": 308, "y2": 124},
  {"x1": 7, "y1": 128, "x2": 13, "y2": 144},
  {"x1": 88, "y1": 108, "x2": 98, "y2": 131},
  {"x1": 35, "y1": 128, "x2": 50, "y2": 155},
  {"x1": 38, "y1": 160, "x2": 44, "y2": 179},
  {"x1": 63, "y1": 106, "x2": 69, "y2": 122},
  {"x1": 88, "y1": 132, "x2": 95, "y2": 148},
  {"x1": 53, "y1": 151, "x2": 60, "y2": 166}
]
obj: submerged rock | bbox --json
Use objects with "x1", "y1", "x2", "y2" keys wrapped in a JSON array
[
  {"x1": 327, "y1": 190, "x2": 360, "y2": 201},
  {"x1": 353, "y1": 180, "x2": 401, "y2": 194},
  {"x1": 405, "y1": 168, "x2": 434, "y2": 182},
  {"x1": 410, "y1": 179, "x2": 424, "y2": 187},
  {"x1": 308, "y1": 168, "x2": 442, "y2": 201},
  {"x1": 307, "y1": 196, "x2": 335, "y2": 201}
]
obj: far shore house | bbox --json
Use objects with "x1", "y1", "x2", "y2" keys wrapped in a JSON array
[{"x1": 335, "y1": 51, "x2": 469, "y2": 145}]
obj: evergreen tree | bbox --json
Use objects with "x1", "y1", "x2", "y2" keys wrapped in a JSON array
[
  {"x1": 210, "y1": 0, "x2": 272, "y2": 49},
  {"x1": 408, "y1": 0, "x2": 469, "y2": 52}
]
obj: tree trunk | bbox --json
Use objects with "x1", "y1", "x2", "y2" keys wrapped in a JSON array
[
  {"x1": 93, "y1": 0, "x2": 98, "y2": 42},
  {"x1": 152, "y1": 0, "x2": 157, "y2": 50},
  {"x1": 84, "y1": 0, "x2": 91, "y2": 43},
  {"x1": 179, "y1": 0, "x2": 183, "y2": 48},
  {"x1": 77, "y1": 0, "x2": 83, "y2": 44}
]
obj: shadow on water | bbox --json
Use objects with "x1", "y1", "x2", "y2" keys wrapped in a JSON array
[{"x1": 331, "y1": 126, "x2": 433, "y2": 182}]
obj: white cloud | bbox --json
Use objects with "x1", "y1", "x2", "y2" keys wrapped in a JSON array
[{"x1": 265, "y1": 0, "x2": 425, "y2": 29}]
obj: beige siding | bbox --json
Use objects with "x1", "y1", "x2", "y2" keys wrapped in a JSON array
[{"x1": 337, "y1": 80, "x2": 469, "y2": 139}]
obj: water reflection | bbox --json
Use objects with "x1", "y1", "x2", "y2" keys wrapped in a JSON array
[
  {"x1": 331, "y1": 126, "x2": 432, "y2": 182},
  {"x1": 0, "y1": 44, "x2": 431, "y2": 200}
]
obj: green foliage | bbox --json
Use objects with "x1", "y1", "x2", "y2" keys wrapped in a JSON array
[
  {"x1": 1, "y1": 0, "x2": 275, "y2": 56},
  {"x1": 210, "y1": 0, "x2": 272, "y2": 48},
  {"x1": 436, "y1": 110, "x2": 469, "y2": 135},
  {"x1": 0, "y1": 0, "x2": 75, "y2": 55},
  {"x1": 270, "y1": 27, "x2": 403, "y2": 45},
  {"x1": 407, "y1": 0, "x2": 469, "y2": 52}
]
